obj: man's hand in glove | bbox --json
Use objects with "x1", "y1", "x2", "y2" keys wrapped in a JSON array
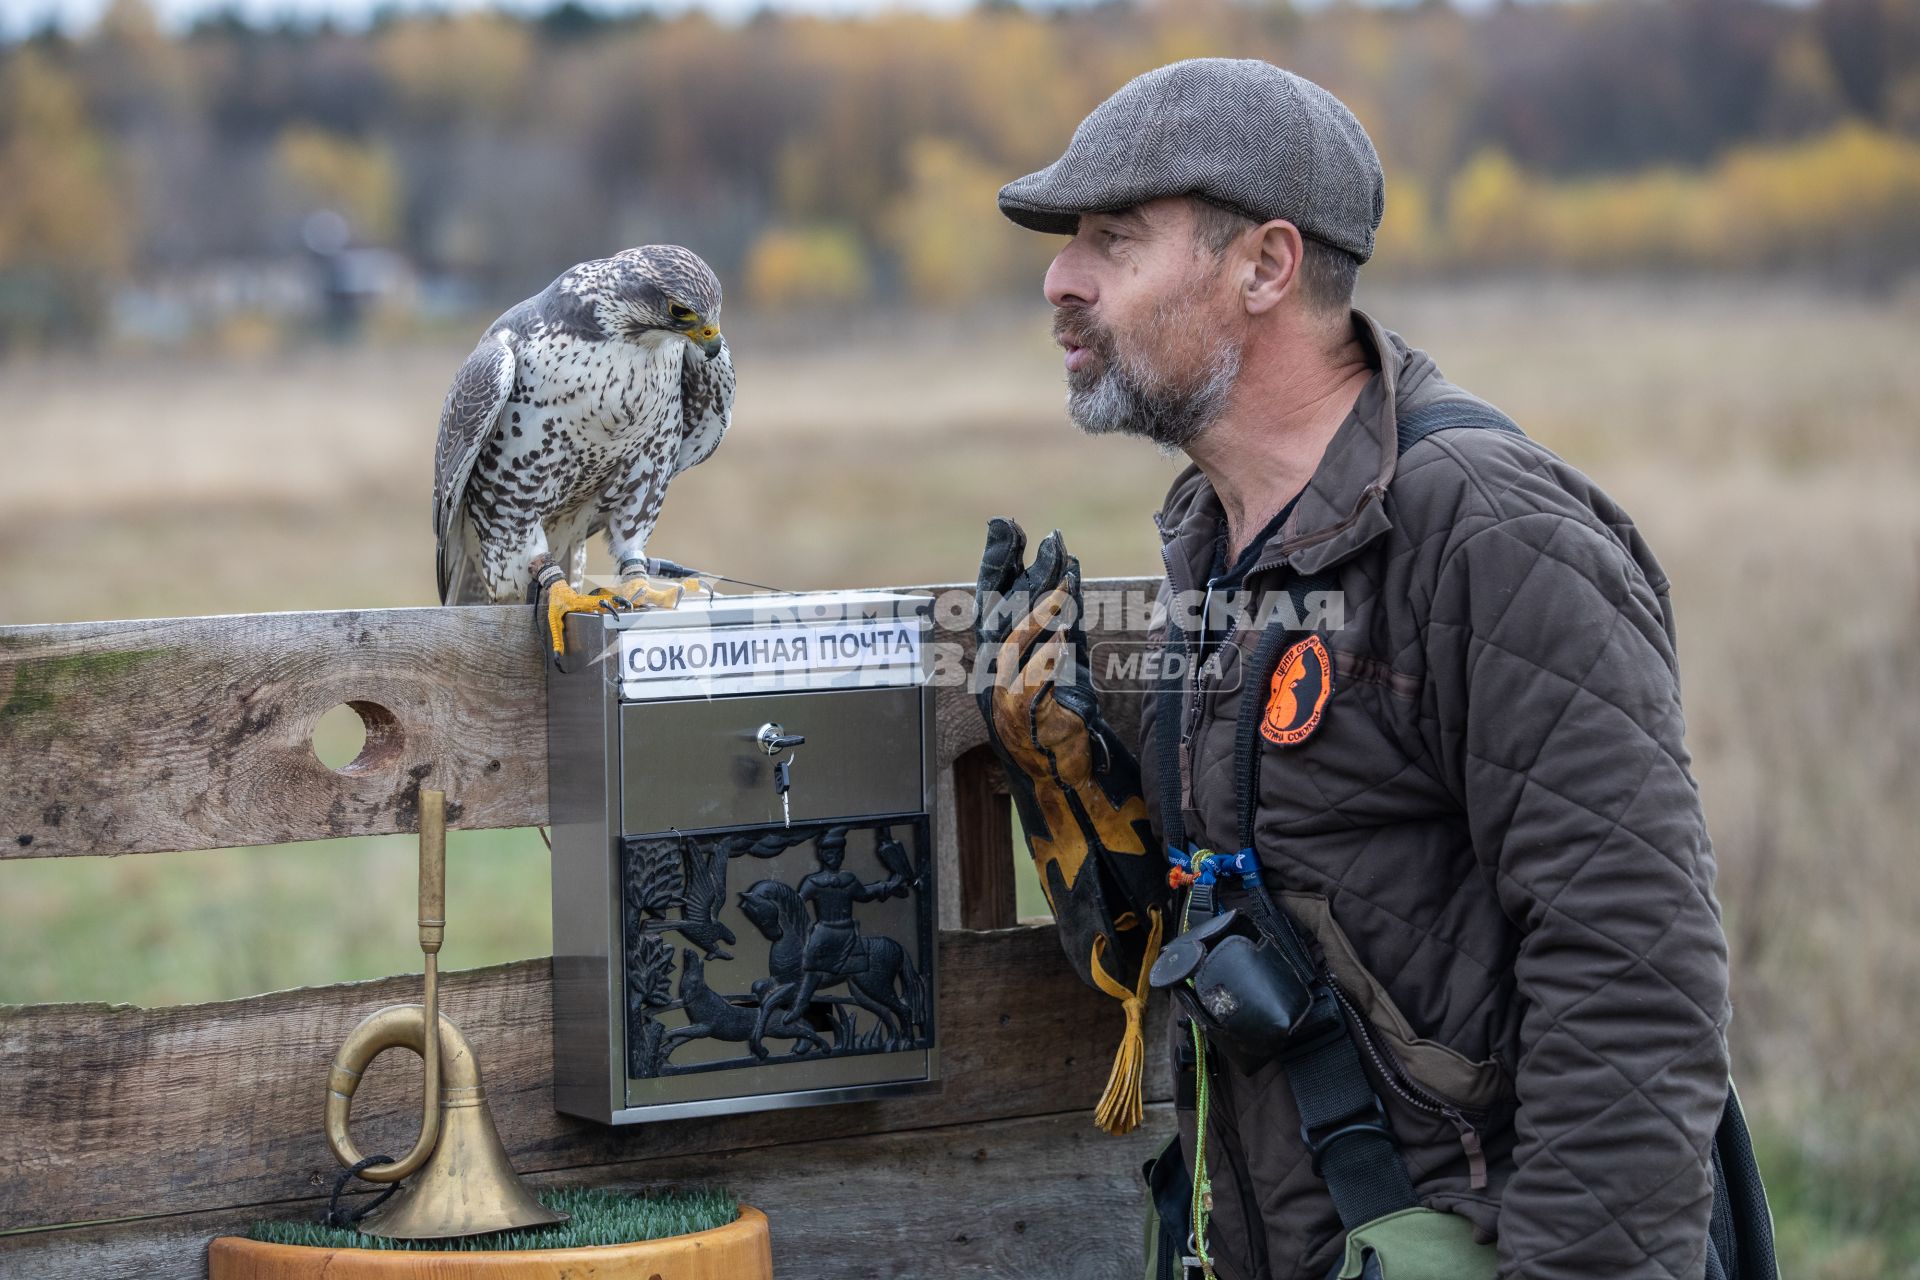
[
  {"x1": 975, "y1": 517, "x2": 1168, "y2": 1133},
  {"x1": 976, "y1": 519, "x2": 1155, "y2": 906}
]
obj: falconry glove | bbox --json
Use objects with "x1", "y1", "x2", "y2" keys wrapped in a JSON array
[{"x1": 974, "y1": 518, "x2": 1169, "y2": 1135}]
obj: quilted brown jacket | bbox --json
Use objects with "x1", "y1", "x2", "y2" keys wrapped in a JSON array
[{"x1": 1139, "y1": 308, "x2": 1732, "y2": 1280}]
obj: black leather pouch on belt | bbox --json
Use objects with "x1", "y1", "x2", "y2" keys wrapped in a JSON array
[{"x1": 1149, "y1": 907, "x2": 1313, "y2": 1073}]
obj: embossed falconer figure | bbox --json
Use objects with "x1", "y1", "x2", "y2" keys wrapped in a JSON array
[
  {"x1": 794, "y1": 826, "x2": 908, "y2": 1015},
  {"x1": 976, "y1": 58, "x2": 1769, "y2": 1280}
]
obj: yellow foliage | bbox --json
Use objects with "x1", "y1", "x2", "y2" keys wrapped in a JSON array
[
  {"x1": 1372, "y1": 172, "x2": 1435, "y2": 271},
  {"x1": 744, "y1": 224, "x2": 872, "y2": 311},
  {"x1": 0, "y1": 49, "x2": 128, "y2": 277},
  {"x1": 274, "y1": 127, "x2": 400, "y2": 244},
  {"x1": 1445, "y1": 148, "x2": 1542, "y2": 267},
  {"x1": 884, "y1": 137, "x2": 1046, "y2": 305},
  {"x1": 1441, "y1": 125, "x2": 1920, "y2": 272},
  {"x1": 377, "y1": 13, "x2": 533, "y2": 125},
  {"x1": 1531, "y1": 167, "x2": 1720, "y2": 270},
  {"x1": 954, "y1": 17, "x2": 1088, "y2": 170},
  {"x1": 1714, "y1": 124, "x2": 1920, "y2": 263}
]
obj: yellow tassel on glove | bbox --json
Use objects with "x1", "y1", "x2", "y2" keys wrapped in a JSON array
[{"x1": 1089, "y1": 906, "x2": 1164, "y2": 1135}]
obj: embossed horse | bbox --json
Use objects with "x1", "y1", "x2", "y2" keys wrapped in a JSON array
[{"x1": 738, "y1": 879, "x2": 925, "y2": 1050}]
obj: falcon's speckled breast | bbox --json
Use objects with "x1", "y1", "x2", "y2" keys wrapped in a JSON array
[{"x1": 431, "y1": 245, "x2": 736, "y2": 605}]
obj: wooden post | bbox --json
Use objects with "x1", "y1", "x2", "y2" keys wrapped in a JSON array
[{"x1": 953, "y1": 744, "x2": 1016, "y2": 930}]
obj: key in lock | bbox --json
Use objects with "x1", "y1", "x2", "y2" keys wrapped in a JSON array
[{"x1": 755, "y1": 722, "x2": 806, "y2": 827}]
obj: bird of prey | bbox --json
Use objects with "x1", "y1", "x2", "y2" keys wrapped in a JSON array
[
  {"x1": 432, "y1": 245, "x2": 735, "y2": 654},
  {"x1": 645, "y1": 834, "x2": 737, "y2": 961},
  {"x1": 873, "y1": 826, "x2": 920, "y2": 895}
]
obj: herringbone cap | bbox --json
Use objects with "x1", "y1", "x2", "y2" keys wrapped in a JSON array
[{"x1": 998, "y1": 58, "x2": 1384, "y2": 263}]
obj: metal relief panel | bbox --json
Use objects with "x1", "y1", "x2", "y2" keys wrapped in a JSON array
[{"x1": 621, "y1": 818, "x2": 936, "y2": 1108}]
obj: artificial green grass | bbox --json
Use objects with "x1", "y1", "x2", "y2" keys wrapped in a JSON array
[{"x1": 245, "y1": 1186, "x2": 737, "y2": 1252}]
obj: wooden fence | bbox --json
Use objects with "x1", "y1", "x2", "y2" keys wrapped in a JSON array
[{"x1": 0, "y1": 581, "x2": 1175, "y2": 1279}]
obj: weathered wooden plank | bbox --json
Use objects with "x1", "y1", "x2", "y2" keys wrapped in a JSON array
[
  {"x1": 0, "y1": 1107, "x2": 1177, "y2": 1280},
  {"x1": 0, "y1": 605, "x2": 544, "y2": 858},
  {"x1": 0, "y1": 578, "x2": 1158, "y2": 861},
  {"x1": 954, "y1": 745, "x2": 1017, "y2": 930},
  {"x1": 0, "y1": 925, "x2": 1171, "y2": 1233}
]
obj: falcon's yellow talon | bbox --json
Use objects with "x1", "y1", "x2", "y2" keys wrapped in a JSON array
[
  {"x1": 541, "y1": 574, "x2": 713, "y2": 657},
  {"x1": 543, "y1": 580, "x2": 610, "y2": 655},
  {"x1": 611, "y1": 574, "x2": 711, "y2": 609}
]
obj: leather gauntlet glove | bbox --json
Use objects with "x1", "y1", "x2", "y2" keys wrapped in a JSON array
[{"x1": 975, "y1": 517, "x2": 1169, "y2": 1134}]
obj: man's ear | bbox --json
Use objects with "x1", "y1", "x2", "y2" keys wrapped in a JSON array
[{"x1": 1243, "y1": 220, "x2": 1304, "y2": 316}]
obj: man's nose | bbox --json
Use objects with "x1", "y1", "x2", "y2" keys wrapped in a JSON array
[{"x1": 1044, "y1": 240, "x2": 1094, "y2": 308}]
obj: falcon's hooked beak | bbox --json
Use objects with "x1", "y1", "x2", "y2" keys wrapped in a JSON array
[{"x1": 683, "y1": 321, "x2": 723, "y2": 359}]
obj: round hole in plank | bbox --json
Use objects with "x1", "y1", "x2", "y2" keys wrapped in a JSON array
[{"x1": 312, "y1": 701, "x2": 403, "y2": 774}]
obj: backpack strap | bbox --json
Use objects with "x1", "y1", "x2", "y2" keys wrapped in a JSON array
[
  {"x1": 1153, "y1": 396, "x2": 1530, "y2": 1242},
  {"x1": 1709, "y1": 1083, "x2": 1780, "y2": 1279},
  {"x1": 1394, "y1": 397, "x2": 1523, "y2": 454}
]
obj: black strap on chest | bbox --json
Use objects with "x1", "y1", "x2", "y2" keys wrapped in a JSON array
[{"x1": 1153, "y1": 397, "x2": 1521, "y2": 1235}]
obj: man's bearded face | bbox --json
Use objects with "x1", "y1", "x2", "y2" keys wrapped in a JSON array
[{"x1": 1053, "y1": 268, "x2": 1242, "y2": 451}]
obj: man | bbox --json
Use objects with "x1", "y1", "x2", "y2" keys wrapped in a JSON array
[{"x1": 977, "y1": 59, "x2": 1733, "y2": 1279}]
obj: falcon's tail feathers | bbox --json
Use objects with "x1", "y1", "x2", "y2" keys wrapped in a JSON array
[{"x1": 443, "y1": 541, "x2": 492, "y2": 606}]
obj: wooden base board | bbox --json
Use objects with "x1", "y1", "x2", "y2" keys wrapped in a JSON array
[
  {"x1": 1, "y1": 1108, "x2": 1176, "y2": 1280},
  {"x1": 206, "y1": 1206, "x2": 773, "y2": 1279}
]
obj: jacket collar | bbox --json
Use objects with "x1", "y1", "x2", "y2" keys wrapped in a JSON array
[{"x1": 1154, "y1": 307, "x2": 1419, "y2": 591}]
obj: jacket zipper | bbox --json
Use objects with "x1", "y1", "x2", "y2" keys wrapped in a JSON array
[
  {"x1": 1327, "y1": 978, "x2": 1490, "y2": 1190},
  {"x1": 1158, "y1": 526, "x2": 1236, "y2": 719},
  {"x1": 1190, "y1": 578, "x2": 1237, "y2": 739},
  {"x1": 1186, "y1": 616, "x2": 1238, "y2": 829},
  {"x1": 1160, "y1": 541, "x2": 1208, "y2": 825}
]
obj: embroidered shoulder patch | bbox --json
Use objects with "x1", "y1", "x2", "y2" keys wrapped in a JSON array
[{"x1": 1261, "y1": 634, "x2": 1333, "y2": 747}]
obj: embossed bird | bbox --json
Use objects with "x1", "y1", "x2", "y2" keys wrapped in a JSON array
[
  {"x1": 644, "y1": 834, "x2": 737, "y2": 961},
  {"x1": 432, "y1": 245, "x2": 735, "y2": 653}
]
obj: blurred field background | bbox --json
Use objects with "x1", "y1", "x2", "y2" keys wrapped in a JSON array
[{"x1": 3, "y1": 0, "x2": 1920, "y2": 1274}]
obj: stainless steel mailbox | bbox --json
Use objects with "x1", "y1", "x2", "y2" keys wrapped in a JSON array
[{"x1": 547, "y1": 590, "x2": 938, "y2": 1124}]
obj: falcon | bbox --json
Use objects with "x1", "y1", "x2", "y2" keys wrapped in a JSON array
[{"x1": 432, "y1": 245, "x2": 735, "y2": 654}]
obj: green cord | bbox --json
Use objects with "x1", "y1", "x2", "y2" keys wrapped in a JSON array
[
  {"x1": 1191, "y1": 1019, "x2": 1215, "y2": 1278},
  {"x1": 1183, "y1": 856, "x2": 1217, "y2": 1280}
]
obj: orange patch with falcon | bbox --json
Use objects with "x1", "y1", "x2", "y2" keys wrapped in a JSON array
[{"x1": 1261, "y1": 634, "x2": 1333, "y2": 747}]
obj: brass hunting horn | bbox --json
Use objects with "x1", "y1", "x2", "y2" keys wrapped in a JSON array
[{"x1": 324, "y1": 788, "x2": 567, "y2": 1238}]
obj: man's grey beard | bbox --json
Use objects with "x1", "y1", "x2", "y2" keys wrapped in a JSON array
[{"x1": 1065, "y1": 328, "x2": 1242, "y2": 452}]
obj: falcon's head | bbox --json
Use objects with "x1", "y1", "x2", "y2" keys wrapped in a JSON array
[{"x1": 561, "y1": 244, "x2": 725, "y2": 359}]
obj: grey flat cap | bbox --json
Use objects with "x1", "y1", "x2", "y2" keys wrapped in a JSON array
[{"x1": 999, "y1": 58, "x2": 1384, "y2": 263}]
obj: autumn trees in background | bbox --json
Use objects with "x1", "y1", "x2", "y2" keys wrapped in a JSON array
[{"x1": 2, "y1": 0, "x2": 1918, "y2": 345}]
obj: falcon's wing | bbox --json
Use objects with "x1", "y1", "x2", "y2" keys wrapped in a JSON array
[
  {"x1": 680, "y1": 840, "x2": 731, "y2": 925},
  {"x1": 433, "y1": 331, "x2": 517, "y2": 603},
  {"x1": 674, "y1": 335, "x2": 734, "y2": 476}
]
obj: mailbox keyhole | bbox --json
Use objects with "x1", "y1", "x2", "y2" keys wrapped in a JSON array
[{"x1": 755, "y1": 723, "x2": 806, "y2": 755}]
